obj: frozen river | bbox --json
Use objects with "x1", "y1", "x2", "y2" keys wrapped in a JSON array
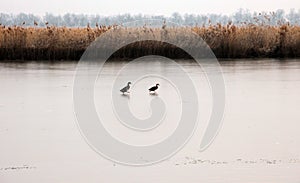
[{"x1": 0, "y1": 59, "x2": 300, "y2": 183}]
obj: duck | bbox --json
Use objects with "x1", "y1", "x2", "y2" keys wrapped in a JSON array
[
  {"x1": 149, "y1": 83, "x2": 160, "y2": 93},
  {"x1": 120, "y1": 82, "x2": 132, "y2": 94}
]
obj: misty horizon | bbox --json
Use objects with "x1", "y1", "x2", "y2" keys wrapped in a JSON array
[
  {"x1": 1, "y1": 9, "x2": 299, "y2": 27},
  {"x1": 1, "y1": 0, "x2": 300, "y2": 16}
]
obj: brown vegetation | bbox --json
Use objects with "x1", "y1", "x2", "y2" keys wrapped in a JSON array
[
  {"x1": 192, "y1": 24, "x2": 300, "y2": 58},
  {"x1": 0, "y1": 24, "x2": 299, "y2": 60}
]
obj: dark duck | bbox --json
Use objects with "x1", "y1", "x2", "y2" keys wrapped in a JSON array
[{"x1": 149, "y1": 83, "x2": 160, "y2": 93}]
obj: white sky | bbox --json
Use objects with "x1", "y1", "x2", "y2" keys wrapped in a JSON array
[{"x1": 0, "y1": 0, "x2": 299, "y2": 16}]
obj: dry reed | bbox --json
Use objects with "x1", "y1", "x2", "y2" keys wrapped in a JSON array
[{"x1": 0, "y1": 24, "x2": 299, "y2": 60}]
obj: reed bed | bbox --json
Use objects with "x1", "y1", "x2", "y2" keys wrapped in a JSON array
[{"x1": 0, "y1": 24, "x2": 299, "y2": 60}]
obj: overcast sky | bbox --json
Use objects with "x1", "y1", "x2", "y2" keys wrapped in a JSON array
[{"x1": 1, "y1": 0, "x2": 299, "y2": 16}]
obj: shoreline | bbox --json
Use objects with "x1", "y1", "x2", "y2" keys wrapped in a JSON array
[{"x1": 1, "y1": 25, "x2": 299, "y2": 60}]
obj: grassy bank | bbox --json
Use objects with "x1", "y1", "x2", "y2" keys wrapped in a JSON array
[{"x1": 0, "y1": 24, "x2": 299, "y2": 60}]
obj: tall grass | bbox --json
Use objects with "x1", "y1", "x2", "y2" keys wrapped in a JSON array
[
  {"x1": 192, "y1": 24, "x2": 300, "y2": 58},
  {"x1": 0, "y1": 24, "x2": 299, "y2": 60}
]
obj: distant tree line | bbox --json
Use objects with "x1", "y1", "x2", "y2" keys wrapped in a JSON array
[{"x1": 0, "y1": 9, "x2": 300, "y2": 27}]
